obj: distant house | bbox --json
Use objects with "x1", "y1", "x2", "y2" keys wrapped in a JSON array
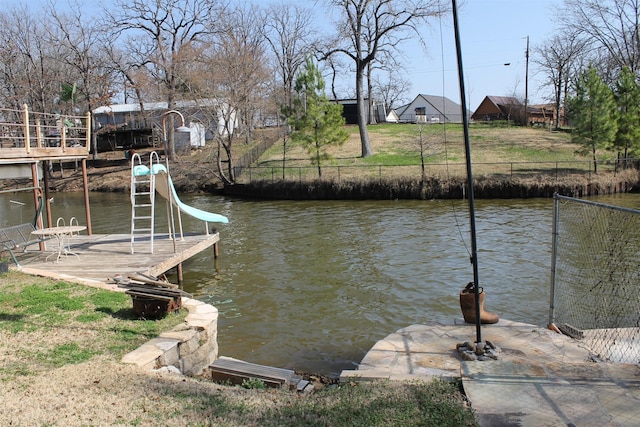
[
  {"x1": 334, "y1": 98, "x2": 377, "y2": 124},
  {"x1": 471, "y1": 96, "x2": 559, "y2": 127},
  {"x1": 395, "y1": 94, "x2": 466, "y2": 124},
  {"x1": 384, "y1": 108, "x2": 399, "y2": 123},
  {"x1": 92, "y1": 99, "x2": 237, "y2": 152},
  {"x1": 527, "y1": 103, "x2": 558, "y2": 127},
  {"x1": 471, "y1": 96, "x2": 521, "y2": 122},
  {"x1": 333, "y1": 98, "x2": 401, "y2": 124}
]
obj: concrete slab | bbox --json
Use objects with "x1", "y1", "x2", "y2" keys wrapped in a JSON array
[
  {"x1": 462, "y1": 359, "x2": 640, "y2": 427},
  {"x1": 342, "y1": 319, "x2": 640, "y2": 426}
]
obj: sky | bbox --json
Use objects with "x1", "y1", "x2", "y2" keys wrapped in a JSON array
[
  {"x1": 313, "y1": 0, "x2": 559, "y2": 111},
  {"x1": 412, "y1": 0, "x2": 559, "y2": 110},
  {"x1": 7, "y1": 0, "x2": 559, "y2": 111},
  {"x1": 301, "y1": 0, "x2": 560, "y2": 110}
]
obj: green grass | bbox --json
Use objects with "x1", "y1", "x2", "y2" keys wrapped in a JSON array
[
  {"x1": 257, "y1": 379, "x2": 476, "y2": 427},
  {"x1": 0, "y1": 272, "x2": 186, "y2": 377},
  {"x1": 1, "y1": 272, "x2": 478, "y2": 426},
  {"x1": 248, "y1": 124, "x2": 590, "y2": 183}
]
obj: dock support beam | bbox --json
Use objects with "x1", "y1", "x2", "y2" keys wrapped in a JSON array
[
  {"x1": 177, "y1": 263, "x2": 184, "y2": 285},
  {"x1": 82, "y1": 159, "x2": 92, "y2": 235}
]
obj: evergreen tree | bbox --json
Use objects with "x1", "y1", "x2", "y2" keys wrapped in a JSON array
[
  {"x1": 290, "y1": 57, "x2": 348, "y2": 178},
  {"x1": 566, "y1": 66, "x2": 618, "y2": 173},
  {"x1": 614, "y1": 66, "x2": 640, "y2": 164}
]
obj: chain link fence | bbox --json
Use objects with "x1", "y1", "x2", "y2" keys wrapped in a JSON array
[
  {"x1": 550, "y1": 194, "x2": 640, "y2": 364},
  {"x1": 238, "y1": 160, "x2": 636, "y2": 184}
]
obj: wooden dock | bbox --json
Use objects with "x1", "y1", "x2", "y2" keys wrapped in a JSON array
[{"x1": 14, "y1": 232, "x2": 219, "y2": 290}]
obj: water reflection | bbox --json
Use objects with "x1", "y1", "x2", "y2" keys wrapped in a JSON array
[{"x1": 1, "y1": 191, "x2": 638, "y2": 375}]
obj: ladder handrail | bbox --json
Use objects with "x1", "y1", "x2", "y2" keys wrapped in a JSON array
[{"x1": 130, "y1": 151, "x2": 156, "y2": 254}]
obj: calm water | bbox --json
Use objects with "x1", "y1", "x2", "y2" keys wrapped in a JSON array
[{"x1": 2, "y1": 191, "x2": 639, "y2": 375}]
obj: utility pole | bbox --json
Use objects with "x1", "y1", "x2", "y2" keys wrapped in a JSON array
[{"x1": 524, "y1": 35, "x2": 529, "y2": 126}]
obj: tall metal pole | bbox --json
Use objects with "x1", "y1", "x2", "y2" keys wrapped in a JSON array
[
  {"x1": 524, "y1": 35, "x2": 529, "y2": 126},
  {"x1": 452, "y1": 0, "x2": 482, "y2": 344}
]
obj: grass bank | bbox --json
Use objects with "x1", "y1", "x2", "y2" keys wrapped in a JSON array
[
  {"x1": 230, "y1": 124, "x2": 640, "y2": 199},
  {"x1": 0, "y1": 272, "x2": 477, "y2": 426}
]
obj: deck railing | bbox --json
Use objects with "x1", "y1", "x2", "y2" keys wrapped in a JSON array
[{"x1": 0, "y1": 105, "x2": 90, "y2": 154}]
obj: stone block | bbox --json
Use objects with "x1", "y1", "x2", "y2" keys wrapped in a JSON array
[
  {"x1": 189, "y1": 303, "x2": 218, "y2": 316},
  {"x1": 122, "y1": 346, "x2": 163, "y2": 370},
  {"x1": 147, "y1": 337, "x2": 180, "y2": 353},
  {"x1": 182, "y1": 342, "x2": 216, "y2": 376},
  {"x1": 185, "y1": 313, "x2": 216, "y2": 330},
  {"x1": 161, "y1": 328, "x2": 198, "y2": 345}
]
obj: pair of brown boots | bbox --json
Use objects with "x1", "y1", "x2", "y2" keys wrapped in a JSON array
[{"x1": 459, "y1": 282, "x2": 499, "y2": 324}]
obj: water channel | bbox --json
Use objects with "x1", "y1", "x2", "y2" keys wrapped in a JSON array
[{"x1": 2, "y1": 191, "x2": 639, "y2": 376}]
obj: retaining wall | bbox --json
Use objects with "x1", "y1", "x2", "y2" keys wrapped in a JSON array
[{"x1": 121, "y1": 298, "x2": 218, "y2": 376}]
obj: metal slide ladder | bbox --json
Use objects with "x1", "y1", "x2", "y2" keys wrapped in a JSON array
[{"x1": 130, "y1": 151, "x2": 160, "y2": 253}]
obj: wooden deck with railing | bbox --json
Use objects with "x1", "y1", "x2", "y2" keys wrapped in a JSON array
[{"x1": 0, "y1": 105, "x2": 90, "y2": 164}]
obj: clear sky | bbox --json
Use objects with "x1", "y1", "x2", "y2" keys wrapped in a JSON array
[
  {"x1": 309, "y1": 0, "x2": 559, "y2": 110},
  {"x1": 425, "y1": 0, "x2": 559, "y2": 110},
  {"x1": 7, "y1": 0, "x2": 559, "y2": 111}
]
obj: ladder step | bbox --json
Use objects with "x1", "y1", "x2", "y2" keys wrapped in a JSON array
[
  {"x1": 134, "y1": 216, "x2": 152, "y2": 220},
  {"x1": 134, "y1": 204, "x2": 153, "y2": 208},
  {"x1": 133, "y1": 228, "x2": 152, "y2": 233}
]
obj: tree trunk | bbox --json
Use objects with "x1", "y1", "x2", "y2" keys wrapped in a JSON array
[
  {"x1": 366, "y1": 62, "x2": 376, "y2": 125},
  {"x1": 216, "y1": 140, "x2": 232, "y2": 185},
  {"x1": 225, "y1": 141, "x2": 235, "y2": 183},
  {"x1": 281, "y1": 129, "x2": 287, "y2": 180},
  {"x1": 554, "y1": 68, "x2": 562, "y2": 131},
  {"x1": 592, "y1": 146, "x2": 598, "y2": 174},
  {"x1": 356, "y1": 63, "x2": 373, "y2": 158}
]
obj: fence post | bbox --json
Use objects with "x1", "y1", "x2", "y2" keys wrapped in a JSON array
[
  {"x1": 548, "y1": 193, "x2": 560, "y2": 326},
  {"x1": 85, "y1": 111, "x2": 91, "y2": 154},
  {"x1": 22, "y1": 104, "x2": 30, "y2": 153},
  {"x1": 61, "y1": 122, "x2": 67, "y2": 152}
]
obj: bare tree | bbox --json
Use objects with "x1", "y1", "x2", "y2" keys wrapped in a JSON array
[
  {"x1": 191, "y1": 4, "x2": 270, "y2": 184},
  {"x1": 322, "y1": 0, "x2": 446, "y2": 158},
  {"x1": 105, "y1": 0, "x2": 222, "y2": 160},
  {"x1": 372, "y1": 71, "x2": 411, "y2": 115},
  {"x1": 262, "y1": 3, "x2": 317, "y2": 117},
  {"x1": 47, "y1": 3, "x2": 116, "y2": 157},
  {"x1": 559, "y1": 0, "x2": 640, "y2": 75},
  {"x1": 533, "y1": 32, "x2": 589, "y2": 130},
  {"x1": 262, "y1": 3, "x2": 317, "y2": 178},
  {"x1": 0, "y1": 5, "x2": 61, "y2": 113}
]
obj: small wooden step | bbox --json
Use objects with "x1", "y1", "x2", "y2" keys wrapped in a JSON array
[{"x1": 209, "y1": 356, "x2": 303, "y2": 389}]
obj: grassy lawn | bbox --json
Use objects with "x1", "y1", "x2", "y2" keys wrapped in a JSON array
[
  {"x1": 247, "y1": 123, "x2": 604, "y2": 182},
  {"x1": 0, "y1": 272, "x2": 187, "y2": 380},
  {"x1": 0, "y1": 272, "x2": 477, "y2": 426}
]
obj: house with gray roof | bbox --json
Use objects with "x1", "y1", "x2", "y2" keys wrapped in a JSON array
[{"x1": 395, "y1": 94, "x2": 466, "y2": 124}]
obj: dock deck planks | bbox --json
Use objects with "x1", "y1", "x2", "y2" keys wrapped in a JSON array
[{"x1": 15, "y1": 232, "x2": 219, "y2": 289}]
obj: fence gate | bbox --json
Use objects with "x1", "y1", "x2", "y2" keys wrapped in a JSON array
[{"x1": 550, "y1": 194, "x2": 640, "y2": 364}]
